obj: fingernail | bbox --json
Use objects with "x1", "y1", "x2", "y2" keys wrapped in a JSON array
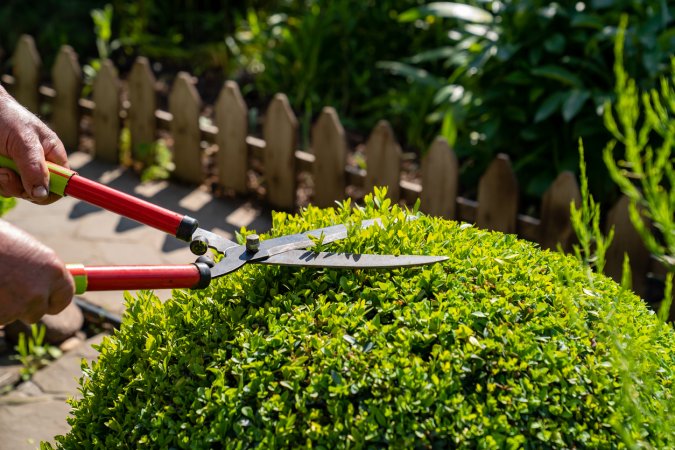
[{"x1": 32, "y1": 185, "x2": 48, "y2": 199}]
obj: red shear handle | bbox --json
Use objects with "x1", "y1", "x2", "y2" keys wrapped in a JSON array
[
  {"x1": 65, "y1": 175, "x2": 198, "y2": 241},
  {"x1": 67, "y1": 263, "x2": 211, "y2": 293}
]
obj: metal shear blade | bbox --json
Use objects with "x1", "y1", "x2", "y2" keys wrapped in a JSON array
[
  {"x1": 259, "y1": 250, "x2": 448, "y2": 269},
  {"x1": 192, "y1": 219, "x2": 447, "y2": 278}
]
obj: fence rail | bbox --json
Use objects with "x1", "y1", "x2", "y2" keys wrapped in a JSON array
[{"x1": 2, "y1": 35, "x2": 671, "y2": 314}]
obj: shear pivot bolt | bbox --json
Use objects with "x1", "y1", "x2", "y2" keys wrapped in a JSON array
[
  {"x1": 246, "y1": 234, "x2": 260, "y2": 252},
  {"x1": 190, "y1": 236, "x2": 209, "y2": 255}
]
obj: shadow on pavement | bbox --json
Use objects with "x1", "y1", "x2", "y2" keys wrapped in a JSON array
[{"x1": 68, "y1": 154, "x2": 272, "y2": 254}]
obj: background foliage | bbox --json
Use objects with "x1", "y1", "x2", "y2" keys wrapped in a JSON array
[
  {"x1": 231, "y1": 0, "x2": 447, "y2": 147},
  {"x1": 0, "y1": 0, "x2": 672, "y2": 206},
  {"x1": 390, "y1": 0, "x2": 674, "y2": 202}
]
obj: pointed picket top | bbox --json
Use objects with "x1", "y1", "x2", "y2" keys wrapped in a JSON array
[
  {"x1": 92, "y1": 59, "x2": 120, "y2": 163},
  {"x1": 169, "y1": 72, "x2": 202, "y2": 184},
  {"x1": 605, "y1": 195, "x2": 651, "y2": 296},
  {"x1": 421, "y1": 137, "x2": 458, "y2": 218},
  {"x1": 311, "y1": 107, "x2": 347, "y2": 207},
  {"x1": 51, "y1": 45, "x2": 82, "y2": 150},
  {"x1": 263, "y1": 93, "x2": 298, "y2": 210},
  {"x1": 538, "y1": 171, "x2": 581, "y2": 251},
  {"x1": 364, "y1": 120, "x2": 401, "y2": 201},
  {"x1": 215, "y1": 80, "x2": 248, "y2": 194},
  {"x1": 12, "y1": 34, "x2": 41, "y2": 113},
  {"x1": 476, "y1": 154, "x2": 518, "y2": 233},
  {"x1": 128, "y1": 56, "x2": 157, "y2": 160}
]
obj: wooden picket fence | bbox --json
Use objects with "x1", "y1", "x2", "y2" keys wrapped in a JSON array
[{"x1": 2, "y1": 35, "x2": 671, "y2": 312}]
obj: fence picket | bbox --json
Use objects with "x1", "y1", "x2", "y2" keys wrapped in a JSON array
[
  {"x1": 312, "y1": 107, "x2": 347, "y2": 207},
  {"x1": 421, "y1": 137, "x2": 458, "y2": 218},
  {"x1": 92, "y1": 60, "x2": 120, "y2": 163},
  {"x1": 605, "y1": 195, "x2": 651, "y2": 296},
  {"x1": 215, "y1": 81, "x2": 248, "y2": 194},
  {"x1": 12, "y1": 35, "x2": 41, "y2": 113},
  {"x1": 128, "y1": 57, "x2": 157, "y2": 160},
  {"x1": 263, "y1": 93, "x2": 298, "y2": 210},
  {"x1": 538, "y1": 171, "x2": 581, "y2": 251},
  {"x1": 51, "y1": 46, "x2": 81, "y2": 151},
  {"x1": 476, "y1": 154, "x2": 518, "y2": 234},
  {"x1": 365, "y1": 120, "x2": 401, "y2": 201},
  {"x1": 170, "y1": 72, "x2": 202, "y2": 184}
]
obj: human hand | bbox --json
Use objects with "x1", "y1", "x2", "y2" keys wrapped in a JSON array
[
  {"x1": 0, "y1": 219, "x2": 74, "y2": 324},
  {"x1": 0, "y1": 84, "x2": 70, "y2": 204}
]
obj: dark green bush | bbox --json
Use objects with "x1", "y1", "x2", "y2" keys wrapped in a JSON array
[
  {"x1": 53, "y1": 190, "x2": 674, "y2": 448},
  {"x1": 235, "y1": 0, "x2": 447, "y2": 147},
  {"x1": 0, "y1": 0, "x2": 106, "y2": 70},
  {"x1": 393, "y1": 0, "x2": 674, "y2": 202}
]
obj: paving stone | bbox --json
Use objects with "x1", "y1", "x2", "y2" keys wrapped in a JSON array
[
  {"x1": 0, "y1": 397, "x2": 71, "y2": 449},
  {"x1": 13, "y1": 380, "x2": 43, "y2": 397},
  {"x1": 225, "y1": 202, "x2": 263, "y2": 229},
  {"x1": 58, "y1": 336, "x2": 85, "y2": 353},
  {"x1": 0, "y1": 362, "x2": 21, "y2": 393},
  {"x1": 27, "y1": 334, "x2": 104, "y2": 398}
]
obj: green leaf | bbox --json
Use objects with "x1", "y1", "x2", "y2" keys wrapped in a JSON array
[
  {"x1": 399, "y1": 2, "x2": 493, "y2": 24},
  {"x1": 534, "y1": 92, "x2": 566, "y2": 123},
  {"x1": 531, "y1": 66, "x2": 583, "y2": 87},
  {"x1": 544, "y1": 33, "x2": 566, "y2": 54},
  {"x1": 376, "y1": 61, "x2": 438, "y2": 87},
  {"x1": 570, "y1": 12, "x2": 604, "y2": 30},
  {"x1": 441, "y1": 112, "x2": 458, "y2": 147},
  {"x1": 562, "y1": 90, "x2": 591, "y2": 122}
]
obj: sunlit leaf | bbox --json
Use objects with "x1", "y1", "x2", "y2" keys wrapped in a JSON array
[{"x1": 399, "y1": 2, "x2": 493, "y2": 24}]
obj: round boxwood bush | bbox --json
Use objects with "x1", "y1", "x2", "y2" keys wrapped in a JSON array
[{"x1": 53, "y1": 190, "x2": 674, "y2": 449}]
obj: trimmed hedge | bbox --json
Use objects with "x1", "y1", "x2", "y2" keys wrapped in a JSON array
[{"x1": 53, "y1": 190, "x2": 675, "y2": 448}]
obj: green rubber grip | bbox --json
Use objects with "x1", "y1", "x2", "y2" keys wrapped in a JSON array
[
  {"x1": 66, "y1": 264, "x2": 88, "y2": 294},
  {"x1": 0, "y1": 154, "x2": 76, "y2": 196}
]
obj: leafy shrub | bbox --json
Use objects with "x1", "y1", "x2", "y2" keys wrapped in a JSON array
[
  {"x1": 108, "y1": 0, "x2": 277, "y2": 74},
  {"x1": 603, "y1": 17, "x2": 674, "y2": 275},
  {"x1": 53, "y1": 190, "x2": 675, "y2": 448},
  {"x1": 392, "y1": 0, "x2": 674, "y2": 202},
  {"x1": 233, "y1": 0, "x2": 447, "y2": 147},
  {"x1": 0, "y1": 0, "x2": 106, "y2": 70}
]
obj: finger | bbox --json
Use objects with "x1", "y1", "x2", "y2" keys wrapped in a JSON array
[
  {"x1": 8, "y1": 132, "x2": 50, "y2": 201},
  {"x1": 46, "y1": 271, "x2": 75, "y2": 315},
  {"x1": 0, "y1": 168, "x2": 26, "y2": 198},
  {"x1": 28, "y1": 192, "x2": 62, "y2": 206},
  {"x1": 40, "y1": 131, "x2": 70, "y2": 169}
]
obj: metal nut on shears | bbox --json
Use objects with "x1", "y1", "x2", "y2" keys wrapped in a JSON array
[
  {"x1": 190, "y1": 235, "x2": 209, "y2": 255},
  {"x1": 246, "y1": 234, "x2": 260, "y2": 252}
]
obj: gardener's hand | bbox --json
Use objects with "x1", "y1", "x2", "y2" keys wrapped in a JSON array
[
  {"x1": 0, "y1": 220, "x2": 74, "y2": 324},
  {"x1": 0, "y1": 84, "x2": 69, "y2": 204}
]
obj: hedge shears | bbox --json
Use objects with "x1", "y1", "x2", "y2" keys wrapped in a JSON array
[{"x1": 0, "y1": 156, "x2": 447, "y2": 294}]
